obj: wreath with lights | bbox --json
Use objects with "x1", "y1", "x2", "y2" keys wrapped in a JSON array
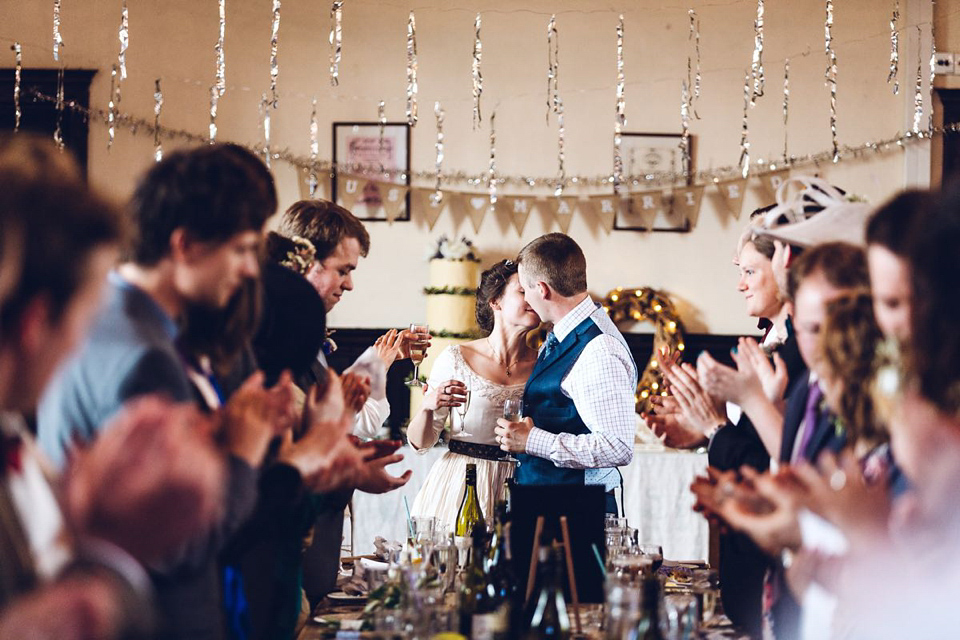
[{"x1": 601, "y1": 287, "x2": 686, "y2": 415}]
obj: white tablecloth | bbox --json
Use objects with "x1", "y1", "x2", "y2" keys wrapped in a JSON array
[{"x1": 351, "y1": 445, "x2": 709, "y2": 561}]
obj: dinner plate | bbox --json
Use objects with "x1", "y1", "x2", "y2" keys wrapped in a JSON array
[{"x1": 326, "y1": 590, "x2": 367, "y2": 604}]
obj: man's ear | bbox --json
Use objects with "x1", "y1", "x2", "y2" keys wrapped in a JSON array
[
  {"x1": 170, "y1": 228, "x2": 203, "y2": 263},
  {"x1": 16, "y1": 295, "x2": 53, "y2": 355},
  {"x1": 536, "y1": 281, "x2": 550, "y2": 301}
]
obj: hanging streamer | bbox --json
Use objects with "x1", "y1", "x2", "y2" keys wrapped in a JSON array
[
  {"x1": 546, "y1": 14, "x2": 560, "y2": 124},
  {"x1": 209, "y1": 85, "x2": 219, "y2": 142},
  {"x1": 406, "y1": 11, "x2": 418, "y2": 126},
  {"x1": 739, "y1": 70, "x2": 750, "y2": 178},
  {"x1": 888, "y1": 0, "x2": 899, "y2": 94},
  {"x1": 378, "y1": 100, "x2": 386, "y2": 152},
  {"x1": 154, "y1": 79, "x2": 163, "y2": 162},
  {"x1": 330, "y1": 1, "x2": 342, "y2": 87},
  {"x1": 215, "y1": 0, "x2": 225, "y2": 96},
  {"x1": 472, "y1": 13, "x2": 483, "y2": 130},
  {"x1": 260, "y1": 93, "x2": 271, "y2": 168},
  {"x1": 309, "y1": 98, "x2": 319, "y2": 195},
  {"x1": 914, "y1": 25, "x2": 923, "y2": 134},
  {"x1": 825, "y1": 0, "x2": 839, "y2": 163},
  {"x1": 118, "y1": 0, "x2": 129, "y2": 80},
  {"x1": 783, "y1": 59, "x2": 790, "y2": 162},
  {"x1": 107, "y1": 65, "x2": 118, "y2": 150},
  {"x1": 488, "y1": 111, "x2": 497, "y2": 205},
  {"x1": 269, "y1": 0, "x2": 281, "y2": 107},
  {"x1": 689, "y1": 9, "x2": 701, "y2": 119},
  {"x1": 12, "y1": 43, "x2": 21, "y2": 133},
  {"x1": 751, "y1": 0, "x2": 764, "y2": 104},
  {"x1": 613, "y1": 14, "x2": 626, "y2": 194},
  {"x1": 54, "y1": 62, "x2": 64, "y2": 150},
  {"x1": 681, "y1": 80, "x2": 691, "y2": 180},
  {"x1": 433, "y1": 101, "x2": 444, "y2": 204},
  {"x1": 929, "y1": 2, "x2": 936, "y2": 133},
  {"x1": 555, "y1": 99, "x2": 565, "y2": 197},
  {"x1": 53, "y1": 0, "x2": 63, "y2": 61}
]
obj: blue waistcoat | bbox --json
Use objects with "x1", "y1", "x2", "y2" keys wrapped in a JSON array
[{"x1": 515, "y1": 316, "x2": 604, "y2": 486}]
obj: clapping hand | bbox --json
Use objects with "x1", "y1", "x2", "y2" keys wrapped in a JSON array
[
  {"x1": 352, "y1": 439, "x2": 412, "y2": 494},
  {"x1": 220, "y1": 370, "x2": 298, "y2": 467},
  {"x1": 646, "y1": 355, "x2": 725, "y2": 449},
  {"x1": 374, "y1": 329, "x2": 405, "y2": 368},
  {"x1": 341, "y1": 372, "x2": 372, "y2": 414}
]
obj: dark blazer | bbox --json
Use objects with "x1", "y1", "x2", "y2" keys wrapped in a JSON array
[
  {"x1": 37, "y1": 273, "x2": 258, "y2": 640},
  {"x1": 777, "y1": 377, "x2": 846, "y2": 465},
  {"x1": 707, "y1": 328, "x2": 806, "y2": 637}
]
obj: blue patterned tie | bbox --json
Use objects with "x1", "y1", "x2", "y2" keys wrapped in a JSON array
[{"x1": 538, "y1": 331, "x2": 560, "y2": 363}]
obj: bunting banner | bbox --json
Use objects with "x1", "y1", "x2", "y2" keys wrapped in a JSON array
[
  {"x1": 297, "y1": 169, "x2": 330, "y2": 200},
  {"x1": 335, "y1": 174, "x2": 364, "y2": 210},
  {"x1": 547, "y1": 196, "x2": 577, "y2": 233},
  {"x1": 412, "y1": 188, "x2": 446, "y2": 230},
  {"x1": 671, "y1": 185, "x2": 705, "y2": 228},
  {"x1": 716, "y1": 178, "x2": 749, "y2": 219},
  {"x1": 463, "y1": 193, "x2": 491, "y2": 233},
  {"x1": 375, "y1": 181, "x2": 410, "y2": 223},
  {"x1": 587, "y1": 194, "x2": 623, "y2": 233},
  {"x1": 759, "y1": 169, "x2": 790, "y2": 199},
  {"x1": 502, "y1": 195, "x2": 534, "y2": 235}
]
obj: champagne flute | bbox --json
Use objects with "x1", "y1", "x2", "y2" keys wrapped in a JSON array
[
  {"x1": 454, "y1": 387, "x2": 472, "y2": 437},
  {"x1": 406, "y1": 323, "x2": 429, "y2": 387},
  {"x1": 500, "y1": 397, "x2": 522, "y2": 463}
]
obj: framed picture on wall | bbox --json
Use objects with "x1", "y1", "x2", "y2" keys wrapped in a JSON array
[
  {"x1": 332, "y1": 122, "x2": 412, "y2": 221},
  {"x1": 615, "y1": 132, "x2": 693, "y2": 232}
]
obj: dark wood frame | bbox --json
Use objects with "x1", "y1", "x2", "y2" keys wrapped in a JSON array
[
  {"x1": 615, "y1": 131, "x2": 693, "y2": 233},
  {"x1": 331, "y1": 121, "x2": 412, "y2": 221}
]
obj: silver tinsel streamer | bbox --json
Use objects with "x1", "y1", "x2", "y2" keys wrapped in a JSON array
[
  {"x1": 309, "y1": 98, "x2": 319, "y2": 195},
  {"x1": 215, "y1": 0, "x2": 225, "y2": 96},
  {"x1": 54, "y1": 62, "x2": 64, "y2": 150},
  {"x1": 783, "y1": 59, "x2": 790, "y2": 162},
  {"x1": 914, "y1": 25, "x2": 923, "y2": 134},
  {"x1": 118, "y1": 1, "x2": 128, "y2": 80},
  {"x1": 547, "y1": 14, "x2": 560, "y2": 124},
  {"x1": 472, "y1": 13, "x2": 483, "y2": 130},
  {"x1": 929, "y1": 4, "x2": 936, "y2": 133},
  {"x1": 825, "y1": 0, "x2": 839, "y2": 163},
  {"x1": 613, "y1": 14, "x2": 626, "y2": 194},
  {"x1": 488, "y1": 111, "x2": 497, "y2": 205},
  {"x1": 13, "y1": 43, "x2": 21, "y2": 133},
  {"x1": 153, "y1": 79, "x2": 163, "y2": 161},
  {"x1": 329, "y1": 1, "x2": 342, "y2": 87},
  {"x1": 108, "y1": 65, "x2": 117, "y2": 150},
  {"x1": 555, "y1": 99, "x2": 565, "y2": 197},
  {"x1": 53, "y1": 0, "x2": 63, "y2": 61},
  {"x1": 209, "y1": 85, "x2": 219, "y2": 142},
  {"x1": 888, "y1": 0, "x2": 899, "y2": 94},
  {"x1": 689, "y1": 9, "x2": 701, "y2": 119},
  {"x1": 269, "y1": 0, "x2": 280, "y2": 108},
  {"x1": 260, "y1": 93, "x2": 271, "y2": 168},
  {"x1": 433, "y1": 101, "x2": 444, "y2": 203},
  {"x1": 751, "y1": 0, "x2": 764, "y2": 104},
  {"x1": 681, "y1": 80, "x2": 691, "y2": 180},
  {"x1": 378, "y1": 100, "x2": 386, "y2": 166},
  {"x1": 739, "y1": 70, "x2": 750, "y2": 178},
  {"x1": 406, "y1": 12, "x2": 418, "y2": 126}
]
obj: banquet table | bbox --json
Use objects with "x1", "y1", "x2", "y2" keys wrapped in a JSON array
[{"x1": 351, "y1": 442, "x2": 710, "y2": 562}]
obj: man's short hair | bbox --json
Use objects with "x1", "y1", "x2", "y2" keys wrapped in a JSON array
[
  {"x1": 785, "y1": 241, "x2": 868, "y2": 302},
  {"x1": 277, "y1": 200, "x2": 370, "y2": 262},
  {"x1": 865, "y1": 189, "x2": 932, "y2": 257},
  {"x1": 0, "y1": 135, "x2": 125, "y2": 330},
  {"x1": 129, "y1": 144, "x2": 276, "y2": 266},
  {"x1": 516, "y1": 233, "x2": 587, "y2": 297}
]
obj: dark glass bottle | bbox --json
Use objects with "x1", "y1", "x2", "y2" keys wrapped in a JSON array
[
  {"x1": 460, "y1": 525, "x2": 507, "y2": 639},
  {"x1": 636, "y1": 575, "x2": 666, "y2": 640},
  {"x1": 522, "y1": 546, "x2": 570, "y2": 640}
]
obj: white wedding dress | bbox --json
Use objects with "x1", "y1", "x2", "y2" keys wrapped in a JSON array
[{"x1": 410, "y1": 344, "x2": 523, "y2": 532}]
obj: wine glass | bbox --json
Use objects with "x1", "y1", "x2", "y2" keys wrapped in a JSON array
[
  {"x1": 406, "y1": 323, "x2": 429, "y2": 387},
  {"x1": 453, "y1": 387, "x2": 472, "y2": 437},
  {"x1": 500, "y1": 397, "x2": 522, "y2": 463},
  {"x1": 638, "y1": 543, "x2": 664, "y2": 573}
]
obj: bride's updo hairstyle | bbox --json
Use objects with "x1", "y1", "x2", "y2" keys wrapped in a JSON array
[{"x1": 476, "y1": 259, "x2": 519, "y2": 334}]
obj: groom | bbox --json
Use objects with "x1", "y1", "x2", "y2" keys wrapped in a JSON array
[{"x1": 495, "y1": 233, "x2": 637, "y2": 514}]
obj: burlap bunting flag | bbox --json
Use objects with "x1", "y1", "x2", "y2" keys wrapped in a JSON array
[
  {"x1": 375, "y1": 181, "x2": 409, "y2": 223},
  {"x1": 335, "y1": 174, "x2": 364, "y2": 210},
  {"x1": 501, "y1": 196, "x2": 535, "y2": 236},
  {"x1": 587, "y1": 195, "x2": 623, "y2": 233},
  {"x1": 716, "y1": 178, "x2": 749, "y2": 219},
  {"x1": 463, "y1": 194, "x2": 492, "y2": 233},
  {"x1": 671, "y1": 185, "x2": 705, "y2": 228},
  {"x1": 297, "y1": 169, "x2": 331, "y2": 201},
  {"x1": 412, "y1": 188, "x2": 446, "y2": 230},
  {"x1": 546, "y1": 197, "x2": 577, "y2": 234},
  {"x1": 760, "y1": 169, "x2": 790, "y2": 199}
]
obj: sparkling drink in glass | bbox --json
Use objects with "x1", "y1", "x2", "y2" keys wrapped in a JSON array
[{"x1": 406, "y1": 323, "x2": 429, "y2": 387}]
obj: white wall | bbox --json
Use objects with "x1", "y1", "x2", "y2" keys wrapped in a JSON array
[{"x1": 1, "y1": 0, "x2": 936, "y2": 334}]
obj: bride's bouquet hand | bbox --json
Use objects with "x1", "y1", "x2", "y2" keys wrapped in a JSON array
[{"x1": 422, "y1": 379, "x2": 467, "y2": 412}]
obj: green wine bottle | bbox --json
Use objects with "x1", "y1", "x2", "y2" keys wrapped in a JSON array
[
  {"x1": 456, "y1": 463, "x2": 485, "y2": 537},
  {"x1": 636, "y1": 575, "x2": 667, "y2": 640},
  {"x1": 522, "y1": 546, "x2": 570, "y2": 640},
  {"x1": 459, "y1": 525, "x2": 507, "y2": 639}
]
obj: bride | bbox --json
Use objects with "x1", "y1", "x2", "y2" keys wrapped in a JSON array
[{"x1": 408, "y1": 259, "x2": 541, "y2": 530}]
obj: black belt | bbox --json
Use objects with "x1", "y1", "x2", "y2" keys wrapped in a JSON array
[{"x1": 448, "y1": 439, "x2": 513, "y2": 462}]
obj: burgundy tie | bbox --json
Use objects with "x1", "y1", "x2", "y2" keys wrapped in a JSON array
[{"x1": 793, "y1": 382, "x2": 823, "y2": 463}]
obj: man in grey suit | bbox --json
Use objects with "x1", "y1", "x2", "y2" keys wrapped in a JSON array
[{"x1": 37, "y1": 144, "x2": 281, "y2": 640}]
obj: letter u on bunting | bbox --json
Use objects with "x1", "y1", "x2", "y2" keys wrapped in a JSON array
[
  {"x1": 671, "y1": 185, "x2": 705, "y2": 228},
  {"x1": 548, "y1": 196, "x2": 577, "y2": 233},
  {"x1": 716, "y1": 178, "x2": 749, "y2": 219},
  {"x1": 336, "y1": 174, "x2": 364, "y2": 210},
  {"x1": 502, "y1": 196, "x2": 534, "y2": 236},
  {"x1": 587, "y1": 195, "x2": 623, "y2": 233},
  {"x1": 412, "y1": 187, "x2": 446, "y2": 231}
]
